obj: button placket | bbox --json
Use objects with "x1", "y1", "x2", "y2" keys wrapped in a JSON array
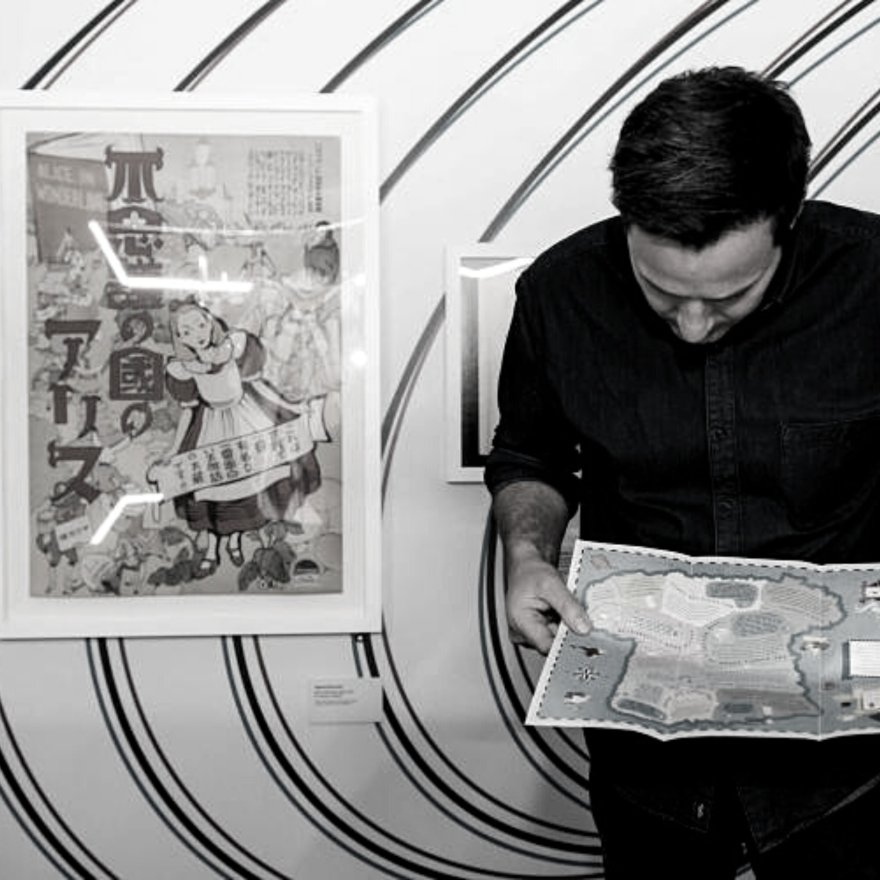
[{"x1": 705, "y1": 348, "x2": 741, "y2": 554}]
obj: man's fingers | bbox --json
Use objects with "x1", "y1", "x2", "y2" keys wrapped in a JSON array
[
  {"x1": 557, "y1": 593, "x2": 592, "y2": 635},
  {"x1": 505, "y1": 559, "x2": 590, "y2": 652},
  {"x1": 534, "y1": 579, "x2": 591, "y2": 636},
  {"x1": 508, "y1": 606, "x2": 557, "y2": 653}
]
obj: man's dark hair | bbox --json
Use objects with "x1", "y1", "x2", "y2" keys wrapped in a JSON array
[{"x1": 610, "y1": 66, "x2": 811, "y2": 248}]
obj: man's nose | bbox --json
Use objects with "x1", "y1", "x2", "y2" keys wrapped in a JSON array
[{"x1": 675, "y1": 300, "x2": 713, "y2": 343}]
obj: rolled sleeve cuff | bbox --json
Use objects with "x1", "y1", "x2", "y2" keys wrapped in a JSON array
[{"x1": 484, "y1": 447, "x2": 580, "y2": 518}]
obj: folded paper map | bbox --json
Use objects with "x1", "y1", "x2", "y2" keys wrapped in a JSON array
[{"x1": 527, "y1": 541, "x2": 880, "y2": 740}]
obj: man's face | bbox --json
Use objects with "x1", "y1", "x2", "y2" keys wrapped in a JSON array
[{"x1": 628, "y1": 218, "x2": 781, "y2": 344}]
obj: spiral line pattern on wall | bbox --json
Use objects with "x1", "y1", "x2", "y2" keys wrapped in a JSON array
[{"x1": 1, "y1": 2, "x2": 880, "y2": 877}]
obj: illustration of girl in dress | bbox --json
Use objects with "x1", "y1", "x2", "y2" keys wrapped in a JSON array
[{"x1": 162, "y1": 300, "x2": 324, "y2": 578}]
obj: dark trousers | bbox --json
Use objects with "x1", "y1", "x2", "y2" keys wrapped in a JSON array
[{"x1": 591, "y1": 778, "x2": 880, "y2": 879}]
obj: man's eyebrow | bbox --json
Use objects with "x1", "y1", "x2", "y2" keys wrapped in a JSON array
[{"x1": 637, "y1": 271, "x2": 756, "y2": 303}]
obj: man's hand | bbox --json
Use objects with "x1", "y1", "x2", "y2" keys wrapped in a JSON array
[
  {"x1": 492, "y1": 480, "x2": 590, "y2": 653},
  {"x1": 506, "y1": 555, "x2": 591, "y2": 654}
]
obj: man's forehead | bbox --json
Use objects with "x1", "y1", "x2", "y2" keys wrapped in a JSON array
[{"x1": 627, "y1": 221, "x2": 779, "y2": 297}]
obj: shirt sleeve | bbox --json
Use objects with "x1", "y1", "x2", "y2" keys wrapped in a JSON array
[{"x1": 483, "y1": 269, "x2": 581, "y2": 515}]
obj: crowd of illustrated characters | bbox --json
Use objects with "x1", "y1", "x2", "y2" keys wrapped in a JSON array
[{"x1": 28, "y1": 155, "x2": 344, "y2": 599}]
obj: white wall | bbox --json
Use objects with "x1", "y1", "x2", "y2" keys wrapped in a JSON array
[{"x1": 2, "y1": 2, "x2": 880, "y2": 877}]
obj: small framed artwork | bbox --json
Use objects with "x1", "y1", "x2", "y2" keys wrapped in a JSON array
[
  {"x1": 444, "y1": 245, "x2": 533, "y2": 482},
  {"x1": 0, "y1": 90, "x2": 381, "y2": 637}
]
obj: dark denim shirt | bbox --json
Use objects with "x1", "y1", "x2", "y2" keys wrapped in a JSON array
[{"x1": 485, "y1": 200, "x2": 880, "y2": 849}]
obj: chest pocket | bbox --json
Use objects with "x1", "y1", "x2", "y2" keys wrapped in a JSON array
[{"x1": 780, "y1": 414, "x2": 880, "y2": 531}]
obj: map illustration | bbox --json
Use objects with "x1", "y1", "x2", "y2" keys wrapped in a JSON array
[{"x1": 527, "y1": 541, "x2": 880, "y2": 740}]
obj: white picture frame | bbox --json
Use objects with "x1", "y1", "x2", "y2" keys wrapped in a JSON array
[
  {"x1": 444, "y1": 245, "x2": 533, "y2": 482},
  {"x1": 0, "y1": 90, "x2": 381, "y2": 637}
]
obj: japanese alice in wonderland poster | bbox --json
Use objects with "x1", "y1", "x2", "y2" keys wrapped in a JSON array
[{"x1": 0, "y1": 93, "x2": 380, "y2": 638}]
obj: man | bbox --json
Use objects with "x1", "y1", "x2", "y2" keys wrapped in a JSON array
[{"x1": 485, "y1": 66, "x2": 880, "y2": 878}]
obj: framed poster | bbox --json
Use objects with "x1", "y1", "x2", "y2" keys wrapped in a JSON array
[
  {"x1": 0, "y1": 91, "x2": 381, "y2": 637},
  {"x1": 444, "y1": 245, "x2": 533, "y2": 482}
]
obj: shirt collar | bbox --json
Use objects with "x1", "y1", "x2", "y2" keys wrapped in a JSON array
[{"x1": 754, "y1": 220, "x2": 802, "y2": 314}]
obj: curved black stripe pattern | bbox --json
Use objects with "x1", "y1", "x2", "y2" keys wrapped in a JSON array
[
  {"x1": 21, "y1": 0, "x2": 139, "y2": 90},
  {"x1": 245, "y1": 637, "x2": 597, "y2": 876},
  {"x1": 782, "y1": 10, "x2": 880, "y2": 189},
  {"x1": 229, "y1": 638, "x2": 598, "y2": 879},
  {"x1": 6, "y1": 3, "x2": 880, "y2": 879},
  {"x1": 381, "y1": 296, "x2": 445, "y2": 499},
  {"x1": 761, "y1": 2, "x2": 880, "y2": 202},
  {"x1": 89, "y1": 639, "x2": 273, "y2": 879},
  {"x1": 810, "y1": 91, "x2": 880, "y2": 194},
  {"x1": 110, "y1": 641, "x2": 294, "y2": 880},
  {"x1": 511, "y1": 643, "x2": 591, "y2": 776},
  {"x1": 353, "y1": 636, "x2": 601, "y2": 864},
  {"x1": 376, "y1": 4, "x2": 604, "y2": 478},
  {"x1": 355, "y1": 625, "x2": 594, "y2": 850},
  {"x1": 321, "y1": 0, "x2": 447, "y2": 93},
  {"x1": 0, "y1": 677, "x2": 119, "y2": 879},
  {"x1": 379, "y1": 0, "x2": 606, "y2": 202},
  {"x1": 787, "y1": 14, "x2": 880, "y2": 90},
  {"x1": 762, "y1": 0, "x2": 876, "y2": 79},
  {"x1": 224, "y1": 637, "x2": 426, "y2": 880},
  {"x1": 480, "y1": 0, "x2": 738, "y2": 242},
  {"x1": 174, "y1": 0, "x2": 290, "y2": 92},
  {"x1": 374, "y1": 5, "x2": 605, "y2": 478}
]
